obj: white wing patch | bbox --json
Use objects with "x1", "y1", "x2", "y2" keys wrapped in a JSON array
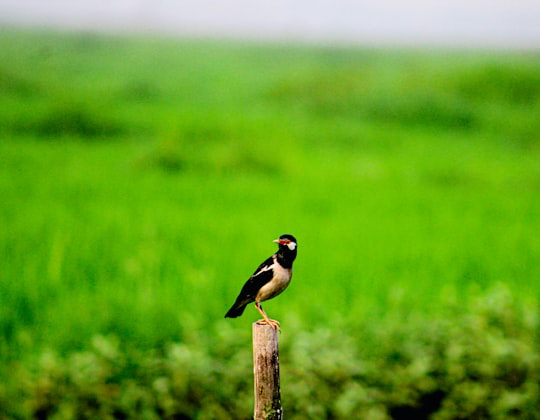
[{"x1": 254, "y1": 263, "x2": 275, "y2": 278}]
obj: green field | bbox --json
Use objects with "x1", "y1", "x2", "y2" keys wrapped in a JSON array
[{"x1": 1, "y1": 28, "x2": 540, "y2": 418}]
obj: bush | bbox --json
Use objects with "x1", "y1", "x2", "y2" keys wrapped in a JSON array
[{"x1": 1, "y1": 286, "x2": 538, "y2": 419}]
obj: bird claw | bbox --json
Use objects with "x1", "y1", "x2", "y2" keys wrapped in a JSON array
[{"x1": 256, "y1": 318, "x2": 281, "y2": 331}]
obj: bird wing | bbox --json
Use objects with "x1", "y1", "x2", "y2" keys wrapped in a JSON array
[{"x1": 237, "y1": 255, "x2": 276, "y2": 301}]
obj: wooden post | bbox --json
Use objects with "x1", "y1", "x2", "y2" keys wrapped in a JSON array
[{"x1": 252, "y1": 323, "x2": 283, "y2": 420}]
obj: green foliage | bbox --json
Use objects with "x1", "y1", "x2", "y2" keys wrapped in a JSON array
[
  {"x1": 20, "y1": 99, "x2": 124, "y2": 139},
  {"x1": 0, "y1": 28, "x2": 539, "y2": 417},
  {"x1": 1, "y1": 287, "x2": 538, "y2": 419}
]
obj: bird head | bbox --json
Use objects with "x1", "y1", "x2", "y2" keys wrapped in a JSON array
[{"x1": 273, "y1": 234, "x2": 297, "y2": 251}]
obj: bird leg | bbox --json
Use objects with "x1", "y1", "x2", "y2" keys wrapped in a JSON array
[{"x1": 254, "y1": 302, "x2": 281, "y2": 331}]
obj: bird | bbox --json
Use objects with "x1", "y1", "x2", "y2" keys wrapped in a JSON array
[{"x1": 224, "y1": 234, "x2": 298, "y2": 330}]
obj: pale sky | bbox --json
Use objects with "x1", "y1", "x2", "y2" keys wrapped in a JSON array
[{"x1": 1, "y1": 0, "x2": 539, "y2": 48}]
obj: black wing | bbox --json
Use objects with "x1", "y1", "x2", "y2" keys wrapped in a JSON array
[
  {"x1": 237, "y1": 255, "x2": 276, "y2": 301},
  {"x1": 224, "y1": 255, "x2": 276, "y2": 318}
]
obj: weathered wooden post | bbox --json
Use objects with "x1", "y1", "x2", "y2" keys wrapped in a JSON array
[{"x1": 252, "y1": 323, "x2": 283, "y2": 420}]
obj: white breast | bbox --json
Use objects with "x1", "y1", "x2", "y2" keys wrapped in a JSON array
[{"x1": 255, "y1": 259, "x2": 292, "y2": 303}]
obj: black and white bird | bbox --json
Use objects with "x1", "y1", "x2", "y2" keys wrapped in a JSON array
[{"x1": 224, "y1": 234, "x2": 298, "y2": 330}]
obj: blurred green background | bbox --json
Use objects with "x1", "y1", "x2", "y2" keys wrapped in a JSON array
[{"x1": 1, "y1": 28, "x2": 539, "y2": 419}]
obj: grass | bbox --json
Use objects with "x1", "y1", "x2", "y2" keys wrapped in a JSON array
[{"x1": 0, "y1": 27, "x2": 539, "y2": 418}]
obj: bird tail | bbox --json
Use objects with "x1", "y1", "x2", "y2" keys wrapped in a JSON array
[{"x1": 224, "y1": 302, "x2": 248, "y2": 318}]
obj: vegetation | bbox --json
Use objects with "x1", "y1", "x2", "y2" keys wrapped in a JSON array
[{"x1": 0, "y1": 28, "x2": 539, "y2": 418}]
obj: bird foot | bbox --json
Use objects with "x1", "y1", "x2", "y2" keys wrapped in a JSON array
[{"x1": 256, "y1": 318, "x2": 281, "y2": 331}]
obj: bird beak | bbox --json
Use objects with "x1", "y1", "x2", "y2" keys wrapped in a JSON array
[
  {"x1": 273, "y1": 238, "x2": 281, "y2": 244},
  {"x1": 273, "y1": 238, "x2": 289, "y2": 245}
]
